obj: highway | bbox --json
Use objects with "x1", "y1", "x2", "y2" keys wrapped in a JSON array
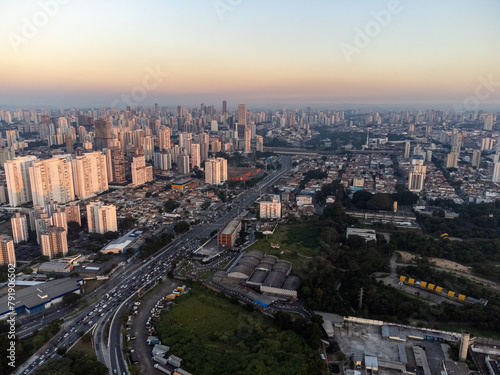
[{"x1": 14, "y1": 155, "x2": 292, "y2": 375}]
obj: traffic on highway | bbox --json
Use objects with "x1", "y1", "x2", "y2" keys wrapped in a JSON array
[{"x1": 15, "y1": 156, "x2": 291, "y2": 375}]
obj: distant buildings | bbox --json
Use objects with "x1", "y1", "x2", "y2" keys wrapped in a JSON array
[
  {"x1": 0, "y1": 235, "x2": 16, "y2": 266},
  {"x1": 446, "y1": 152, "x2": 458, "y2": 169},
  {"x1": 87, "y1": 202, "x2": 117, "y2": 234}
]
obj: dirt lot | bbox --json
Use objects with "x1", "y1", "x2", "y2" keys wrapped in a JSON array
[
  {"x1": 398, "y1": 251, "x2": 470, "y2": 273},
  {"x1": 397, "y1": 251, "x2": 499, "y2": 290}
]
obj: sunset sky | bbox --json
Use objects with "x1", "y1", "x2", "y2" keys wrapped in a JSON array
[{"x1": 1, "y1": 0, "x2": 499, "y2": 109}]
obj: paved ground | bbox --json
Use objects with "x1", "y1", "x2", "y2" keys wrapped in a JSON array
[{"x1": 128, "y1": 278, "x2": 178, "y2": 375}]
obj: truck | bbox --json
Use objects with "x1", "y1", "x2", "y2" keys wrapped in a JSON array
[
  {"x1": 154, "y1": 364, "x2": 172, "y2": 374},
  {"x1": 153, "y1": 356, "x2": 168, "y2": 365}
]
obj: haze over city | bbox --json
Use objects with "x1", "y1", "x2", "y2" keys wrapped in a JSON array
[
  {"x1": 2, "y1": 2, "x2": 500, "y2": 375},
  {"x1": 1, "y1": 0, "x2": 500, "y2": 109}
]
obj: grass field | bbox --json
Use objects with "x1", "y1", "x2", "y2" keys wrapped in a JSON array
[
  {"x1": 165, "y1": 289, "x2": 243, "y2": 351},
  {"x1": 247, "y1": 223, "x2": 321, "y2": 271}
]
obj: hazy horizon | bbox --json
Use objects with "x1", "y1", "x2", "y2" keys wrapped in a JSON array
[{"x1": 1, "y1": 0, "x2": 500, "y2": 110}]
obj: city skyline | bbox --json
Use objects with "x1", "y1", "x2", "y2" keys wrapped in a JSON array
[{"x1": 1, "y1": 0, "x2": 500, "y2": 109}]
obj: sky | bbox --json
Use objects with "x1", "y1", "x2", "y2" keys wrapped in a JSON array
[{"x1": 1, "y1": 0, "x2": 499, "y2": 110}]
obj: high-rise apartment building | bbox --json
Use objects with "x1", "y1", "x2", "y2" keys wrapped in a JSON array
[
  {"x1": 260, "y1": 195, "x2": 282, "y2": 219},
  {"x1": 177, "y1": 153, "x2": 190, "y2": 174},
  {"x1": 86, "y1": 202, "x2": 117, "y2": 234},
  {"x1": 190, "y1": 143, "x2": 201, "y2": 168},
  {"x1": 493, "y1": 162, "x2": 500, "y2": 183},
  {"x1": 159, "y1": 126, "x2": 171, "y2": 150},
  {"x1": 40, "y1": 225, "x2": 68, "y2": 260},
  {"x1": 255, "y1": 135, "x2": 264, "y2": 152},
  {"x1": 408, "y1": 164, "x2": 427, "y2": 192},
  {"x1": 29, "y1": 157, "x2": 75, "y2": 206},
  {"x1": 471, "y1": 150, "x2": 481, "y2": 168},
  {"x1": 94, "y1": 118, "x2": 114, "y2": 150},
  {"x1": 244, "y1": 127, "x2": 251, "y2": 152},
  {"x1": 404, "y1": 141, "x2": 411, "y2": 158},
  {"x1": 108, "y1": 147, "x2": 126, "y2": 184},
  {"x1": 238, "y1": 104, "x2": 247, "y2": 126},
  {"x1": 0, "y1": 235, "x2": 16, "y2": 266},
  {"x1": 72, "y1": 151, "x2": 108, "y2": 199},
  {"x1": 4, "y1": 156, "x2": 38, "y2": 207},
  {"x1": 131, "y1": 154, "x2": 153, "y2": 186},
  {"x1": 205, "y1": 157, "x2": 227, "y2": 185},
  {"x1": 65, "y1": 201, "x2": 81, "y2": 225},
  {"x1": 11, "y1": 213, "x2": 28, "y2": 244},
  {"x1": 446, "y1": 152, "x2": 458, "y2": 169},
  {"x1": 51, "y1": 207, "x2": 68, "y2": 231}
]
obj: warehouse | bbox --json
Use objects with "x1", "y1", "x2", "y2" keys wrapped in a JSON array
[
  {"x1": 0, "y1": 277, "x2": 83, "y2": 319},
  {"x1": 227, "y1": 250, "x2": 299, "y2": 300}
]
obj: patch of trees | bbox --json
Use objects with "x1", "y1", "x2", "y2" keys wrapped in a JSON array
[
  {"x1": 351, "y1": 191, "x2": 394, "y2": 211},
  {"x1": 156, "y1": 289, "x2": 325, "y2": 374},
  {"x1": 164, "y1": 199, "x2": 180, "y2": 213},
  {"x1": 118, "y1": 217, "x2": 137, "y2": 231},
  {"x1": 139, "y1": 233, "x2": 174, "y2": 259},
  {"x1": 34, "y1": 350, "x2": 108, "y2": 375},
  {"x1": 174, "y1": 220, "x2": 190, "y2": 234}
]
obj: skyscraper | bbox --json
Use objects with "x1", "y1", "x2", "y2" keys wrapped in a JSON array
[
  {"x1": 72, "y1": 151, "x2": 109, "y2": 199},
  {"x1": 11, "y1": 213, "x2": 28, "y2": 244},
  {"x1": 190, "y1": 143, "x2": 201, "y2": 168},
  {"x1": 86, "y1": 202, "x2": 117, "y2": 234},
  {"x1": 4, "y1": 156, "x2": 38, "y2": 207},
  {"x1": 244, "y1": 127, "x2": 251, "y2": 152},
  {"x1": 222, "y1": 100, "x2": 227, "y2": 114},
  {"x1": 108, "y1": 147, "x2": 126, "y2": 184},
  {"x1": 159, "y1": 126, "x2": 171, "y2": 150},
  {"x1": 0, "y1": 235, "x2": 16, "y2": 266},
  {"x1": 40, "y1": 225, "x2": 68, "y2": 260},
  {"x1": 94, "y1": 118, "x2": 114, "y2": 150},
  {"x1": 238, "y1": 104, "x2": 247, "y2": 126},
  {"x1": 29, "y1": 157, "x2": 75, "y2": 206}
]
